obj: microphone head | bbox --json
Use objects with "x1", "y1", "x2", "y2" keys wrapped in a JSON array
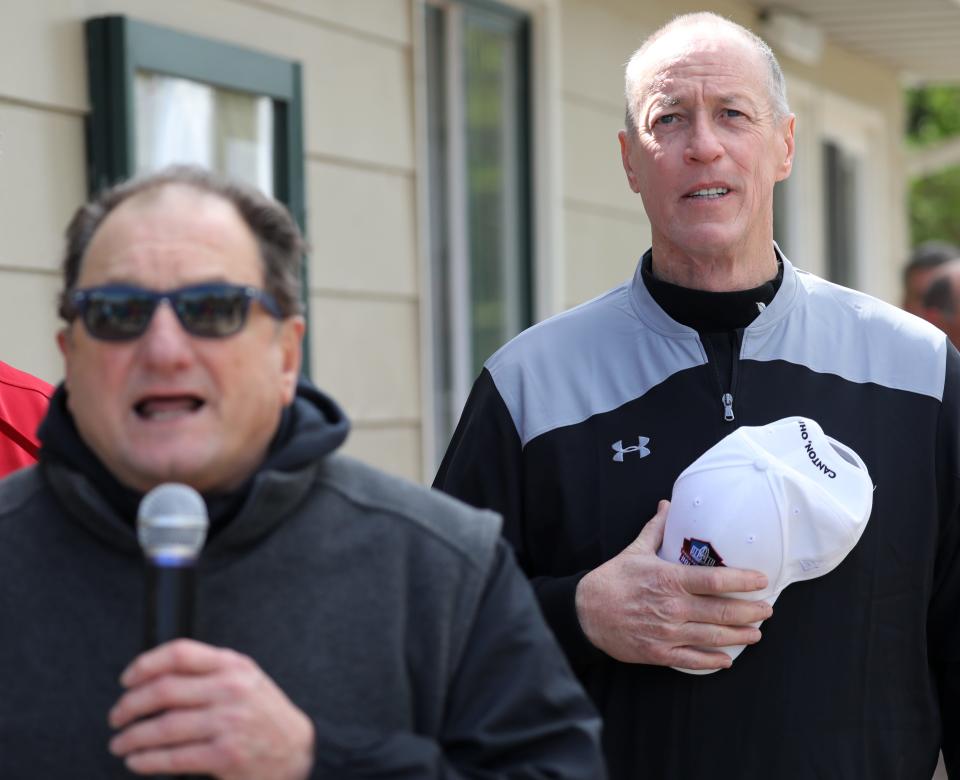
[{"x1": 137, "y1": 483, "x2": 209, "y2": 563}]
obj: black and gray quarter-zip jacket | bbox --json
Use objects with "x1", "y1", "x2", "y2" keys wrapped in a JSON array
[{"x1": 435, "y1": 247, "x2": 960, "y2": 780}]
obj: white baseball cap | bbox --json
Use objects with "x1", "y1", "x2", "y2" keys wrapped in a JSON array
[{"x1": 657, "y1": 416, "x2": 874, "y2": 674}]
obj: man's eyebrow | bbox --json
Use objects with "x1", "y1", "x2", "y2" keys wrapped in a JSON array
[
  {"x1": 719, "y1": 94, "x2": 758, "y2": 108},
  {"x1": 655, "y1": 95, "x2": 682, "y2": 108},
  {"x1": 652, "y1": 94, "x2": 757, "y2": 107},
  {"x1": 647, "y1": 93, "x2": 760, "y2": 114}
]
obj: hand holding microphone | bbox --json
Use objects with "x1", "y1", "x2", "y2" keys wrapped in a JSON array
[
  {"x1": 108, "y1": 484, "x2": 315, "y2": 780},
  {"x1": 113, "y1": 483, "x2": 209, "y2": 780}
]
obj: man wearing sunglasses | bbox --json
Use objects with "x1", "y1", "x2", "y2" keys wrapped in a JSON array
[{"x1": 0, "y1": 167, "x2": 603, "y2": 778}]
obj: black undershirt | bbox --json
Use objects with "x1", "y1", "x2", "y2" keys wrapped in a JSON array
[{"x1": 641, "y1": 250, "x2": 783, "y2": 413}]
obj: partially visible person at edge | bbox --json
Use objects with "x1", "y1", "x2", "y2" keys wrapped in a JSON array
[
  {"x1": 921, "y1": 257, "x2": 960, "y2": 348},
  {"x1": 0, "y1": 360, "x2": 53, "y2": 476},
  {"x1": 902, "y1": 239, "x2": 960, "y2": 317},
  {"x1": 0, "y1": 166, "x2": 605, "y2": 779},
  {"x1": 435, "y1": 12, "x2": 959, "y2": 779}
]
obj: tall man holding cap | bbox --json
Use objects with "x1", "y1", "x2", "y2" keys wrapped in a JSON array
[
  {"x1": 0, "y1": 167, "x2": 604, "y2": 778},
  {"x1": 436, "y1": 12, "x2": 960, "y2": 778}
]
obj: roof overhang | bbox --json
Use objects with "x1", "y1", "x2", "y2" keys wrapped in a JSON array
[{"x1": 748, "y1": 2, "x2": 960, "y2": 85}]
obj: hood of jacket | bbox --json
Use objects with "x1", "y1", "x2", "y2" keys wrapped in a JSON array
[{"x1": 37, "y1": 378, "x2": 350, "y2": 557}]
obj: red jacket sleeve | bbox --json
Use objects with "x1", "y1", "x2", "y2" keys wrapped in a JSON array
[{"x1": 0, "y1": 361, "x2": 54, "y2": 477}]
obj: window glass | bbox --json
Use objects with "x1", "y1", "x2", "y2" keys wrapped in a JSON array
[
  {"x1": 463, "y1": 11, "x2": 530, "y2": 378},
  {"x1": 773, "y1": 177, "x2": 790, "y2": 257},
  {"x1": 134, "y1": 73, "x2": 274, "y2": 195},
  {"x1": 823, "y1": 140, "x2": 859, "y2": 287}
]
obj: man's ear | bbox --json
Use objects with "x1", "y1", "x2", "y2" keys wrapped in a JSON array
[
  {"x1": 619, "y1": 129, "x2": 643, "y2": 194},
  {"x1": 56, "y1": 328, "x2": 70, "y2": 358},
  {"x1": 776, "y1": 114, "x2": 796, "y2": 182},
  {"x1": 278, "y1": 316, "x2": 305, "y2": 404},
  {"x1": 56, "y1": 327, "x2": 73, "y2": 386}
]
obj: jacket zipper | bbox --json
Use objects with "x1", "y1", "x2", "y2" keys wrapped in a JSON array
[
  {"x1": 703, "y1": 331, "x2": 742, "y2": 423},
  {"x1": 721, "y1": 392, "x2": 735, "y2": 422}
]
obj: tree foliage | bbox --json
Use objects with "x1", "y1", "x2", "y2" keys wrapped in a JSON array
[
  {"x1": 907, "y1": 85, "x2": 960, "y2": 245},
  {"x1": 911, "y1": 170, "x2": 960, "y2": 246},
  {"x1": 906, "y1": 86, "x2": 960, "y2": 146}
]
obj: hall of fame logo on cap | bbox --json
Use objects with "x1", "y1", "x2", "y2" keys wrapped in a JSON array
[{"x1": 680, "y1": 538, "x2": 725, "y2": 567}]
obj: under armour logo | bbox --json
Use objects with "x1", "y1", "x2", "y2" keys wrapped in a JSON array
[{"x1": 611, "y1": 436, "x2": 651, "y2": 462}]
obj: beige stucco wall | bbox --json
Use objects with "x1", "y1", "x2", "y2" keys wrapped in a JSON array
[{"x1": 0, "y1": 0, "x2": 423, "y2": 481}]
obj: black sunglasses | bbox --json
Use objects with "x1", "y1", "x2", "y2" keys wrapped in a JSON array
[{"x1": 68, "y1": 283, "x2": 283, "y2": 341}]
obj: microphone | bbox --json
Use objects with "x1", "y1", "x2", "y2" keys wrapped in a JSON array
[{"x1": 137, "y1": 483, "x2": 209, "y2": 649}]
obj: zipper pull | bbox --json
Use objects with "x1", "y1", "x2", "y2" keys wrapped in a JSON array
[{"x1": 722, "y1": 392, "x2": 735, "y2": 422}]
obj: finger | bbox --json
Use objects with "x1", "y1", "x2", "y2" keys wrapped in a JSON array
[
  {"x1": 680, "y1": 594, "x2": 773, "y2": 626},
  {"x1": 664, "y1": 645, "x2": 736, "y2": 671},
  {"x1": 672, "y1": 621, "x2": 763, "y2": 649},
  {"x1": 110, "y1": 709, "x2": 215, "y2": 757},
  {"x1": 632, "y1": 499, "x2": 671, "y2": 553},
  {"x1": 676, "y1": 562, "x2": 769, "y2": 595},
  {"x1": 121, "y1": 639, "x2": 231, "y2": 687},
  {"x1": 110, "y1": 674, "x2": 223, "y2": 729},
  {"x1": 122, "y1": 741, "x2": 224, "y2": 777}
]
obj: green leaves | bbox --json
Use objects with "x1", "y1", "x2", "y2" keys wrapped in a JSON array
[
  {"x1": 907, "y1": 86, "x2": 960, "y2": 245},
  {"x1": 907, "y1": 86, "x2": 960, "y2": 147}
]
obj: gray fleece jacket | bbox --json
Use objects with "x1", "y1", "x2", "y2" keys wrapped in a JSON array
[{"x1": 0, "y1": 382, "x2": 604, "y2": 778}]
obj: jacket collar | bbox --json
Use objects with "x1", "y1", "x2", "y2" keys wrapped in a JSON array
[
  {"x1": 38, "y1": 377, "x2": 350, "y2": 558},
  {"x1": 43, "y1": 457, "x2": 323, "y2": 560},
  {"x1": 629, "y1": 243, "x2": 799, "y2": 336}
]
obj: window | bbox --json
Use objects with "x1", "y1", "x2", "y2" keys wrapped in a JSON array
[
  {"x1": 134, "y1": 73, "x2": 275, "y2": 195},
  {"x1": 85, "y1": 16, "x2": 302, "y2": 206},
  {"x1": 773, "y1": 176, "x2": 791, "y2": 258},
  {"x1": 425, "y1": 0, "x2": 533, "y2": 456},
  {"x1": 84, "y1": 15, "x2": 308, "y2": 367},
  {"x1": 822, "y1": 140, "x2": 860, "y2": 288}
]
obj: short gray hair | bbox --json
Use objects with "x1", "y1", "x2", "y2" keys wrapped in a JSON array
[
  {"x1": 59, "y1": 165, "x2": 305, "y2": 321},
  {"x1": 623, "y1": 12, "x2": 790, "y2": 138}
]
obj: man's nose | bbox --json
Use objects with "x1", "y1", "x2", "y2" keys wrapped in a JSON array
[
  {"x1": 136, "y1": 301, "x2": 194, "y2": 368},
  {"x1": 684, "y1": 118, "x2": 724, "y2": 163}
]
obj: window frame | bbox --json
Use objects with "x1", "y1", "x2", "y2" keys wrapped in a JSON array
[{"x1": 422, "y1": 0, "x2": 535, "y2": 465}]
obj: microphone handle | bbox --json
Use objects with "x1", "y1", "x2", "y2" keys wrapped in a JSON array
[
  {"x1": 143, "y1": 562, "x2": 207, "y2": 780},
  {"x1": 143, "y1": 560, "x2": 196, "y2": 649}
]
